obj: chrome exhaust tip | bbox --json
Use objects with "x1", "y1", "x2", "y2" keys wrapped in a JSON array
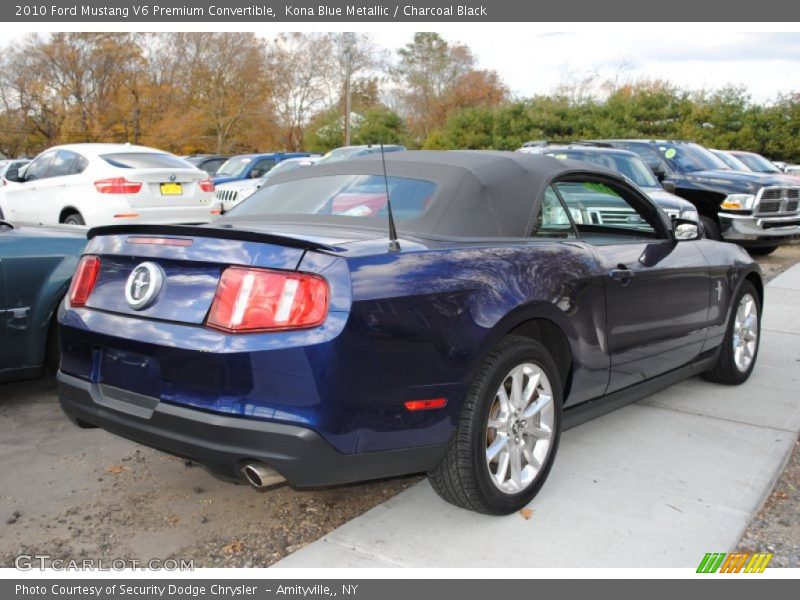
[{"x1": 241, "y1": 461, "x2": 285, "y2": 490}]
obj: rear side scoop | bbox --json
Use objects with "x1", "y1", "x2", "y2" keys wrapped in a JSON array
[{"x1": 88, "y1": 224, "x2": 344, "y2": 253}]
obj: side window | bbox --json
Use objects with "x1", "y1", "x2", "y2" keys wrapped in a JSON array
[
  {"x1": 48, "y1": 150, "x2": 78, "y2": 177},
  {"x1": 624, "y1": 144, "x2": 668, "y2": 175},
  {"x1": 23, "y1": 151, "x2": 57, "y2": 181},
  {"x1": 69, "y1": 153, "x2": 89, "y2": 175},
  {"x1": 530, "y1": 186, "x2": 577, "y2": 239},
  {"x1": 203, "y1": 159, "x2": 224, "y2": 175},
  {"x1": 251, "y1": 158, "x2": 276, "y2": 178},
  {"x1": 554, "y1": 179, "x2": 658, "y2": 238}
]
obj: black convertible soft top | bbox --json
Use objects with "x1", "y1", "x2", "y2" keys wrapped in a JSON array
[{"x1": 244, "y1": 150, "x2": 615, "y2": 238}]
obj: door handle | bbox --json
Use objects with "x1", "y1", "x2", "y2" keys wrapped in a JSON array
[{"x1": 609, "y1": 265, "x2": 634, "y2": 286}]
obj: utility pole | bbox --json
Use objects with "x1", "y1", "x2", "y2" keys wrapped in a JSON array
[{"x1": 343, "y1": 32, "x2": 357, "y2": 146}]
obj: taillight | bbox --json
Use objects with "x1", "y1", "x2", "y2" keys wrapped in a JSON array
[
  {"x1": 68, "y1": 256, "x2": 101, "y2": 307},
  {"x1": 95, "y1": 177, "x2": 142, "y2": 194},
  {"x1": 199, "y1": 178, "x2": 215, "y2": 192},
  {"x1": 206, "y1": 267, "x2": 329, "y2": 332}
]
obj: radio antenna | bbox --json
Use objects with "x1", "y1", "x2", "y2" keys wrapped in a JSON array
[{"x1": 380, "y1": 143, "x2": 400, "y2": 252}]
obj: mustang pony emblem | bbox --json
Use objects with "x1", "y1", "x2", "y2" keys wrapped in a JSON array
[{"x1": 125, "y1": 262, "x2": 164, "y2": 310}]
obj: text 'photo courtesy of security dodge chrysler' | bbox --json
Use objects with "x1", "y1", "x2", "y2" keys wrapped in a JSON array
[{"x1": 57, "y1": 151, "x2": 763, "y2": 514}]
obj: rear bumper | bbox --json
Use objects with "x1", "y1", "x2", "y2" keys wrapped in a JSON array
[
  {"x1": 57, "y1": 371, "x2": 445, "y2": 487},
  {"x1": 719, "y1": 212, "x2": 800, "y2": 245}
]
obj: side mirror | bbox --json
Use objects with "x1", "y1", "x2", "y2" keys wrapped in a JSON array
[
  {"x1": 662, "y1": 180, "x2": 676, "y2": 194},
  {"x1": 673, "y1": 218, "x2": 701, "y2": 241}
]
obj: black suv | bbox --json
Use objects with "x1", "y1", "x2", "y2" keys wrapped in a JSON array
[{"x1": 587, "y1": 140, "x2": 800, "y2": 254}]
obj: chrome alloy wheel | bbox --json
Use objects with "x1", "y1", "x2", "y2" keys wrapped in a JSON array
[
  {"x1": 733, "y1": 293, "x2": 759, "y2": 372},
  {"x1": 485, "y1": 363, "x2": 555, "y2": 494}
]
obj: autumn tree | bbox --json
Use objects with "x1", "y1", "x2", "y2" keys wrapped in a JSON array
[
  {"x1": 392, "y1": 32, "x2": 508, "y2": 144},
  {"x1": 266, "y1": 33, "x2": 339, "y2": 151}
]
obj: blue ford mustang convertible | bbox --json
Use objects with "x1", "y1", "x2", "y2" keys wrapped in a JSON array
[{"x1": 57, "y1": 152, "x2": 762, "y2": 514}]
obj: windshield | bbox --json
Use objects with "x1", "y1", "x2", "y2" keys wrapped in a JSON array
[
  {"x1": 225, "y1": 174, "x2": 437, "y2": 221},
  {"x1": 733, "y1": 152, "x2": 782, "y2": 173},
  {"x1": 657, "y1": 144, "x2": 729, "y2": 172},
  {"x1": 546, "y1": 150, "x2": 659, "y2": 188},
  {"x1": 102, "y1": 153, "x2": 189, "y2": 169},
  {"x1": 216, "y1": 157, "x2": 253, "y2": 177},
  {"x1": 712, "y1": 150, "x2": 750, "y2": 171},
  {"x1": 316, "y1": 148, "x2": 366, "y2": 164},
  {"x1": 259, "y1": 159, "x2": 314, "y2": 180}
]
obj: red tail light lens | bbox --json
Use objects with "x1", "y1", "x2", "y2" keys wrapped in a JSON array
[
  {"x1": 95, "y1": 177, "x2": 142, "y2": 194},
  {"x1": 199, "y1": 178, "x2": 215, "y2": 192},
  {"x1": 206, "y1": 267, "x2": 329, "y2": 332},
  {"x1": 405, "y1": 398, "x2": 448, "y2": 411},
  {"x1": 68, "y1": 256, "x2": 101, "y2": 307}
]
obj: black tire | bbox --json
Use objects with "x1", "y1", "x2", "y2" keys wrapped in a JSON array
[
  {"x1": 62, "y1": 212, "x2": 85, "y2": 225},
  {"x1": 700, "y1": 215, "x2": 721, "y2": 241},
  {"x1": 702, "y1": 280, "x2": 761, "y2": 385},
  {"x1": 747, "y1": 246, "x2": 778, "y2": 256},
  {"x1": 429, "y1": 335, "x2": 563, "y2": 514}
]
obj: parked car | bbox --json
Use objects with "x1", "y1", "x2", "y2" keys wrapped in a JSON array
[
  {"x1": 588, "y1": 140, "x2": 800, "y2": 255},
  {"x1": 785, "y1": 165, "x2": 800, "y2": 176},
  {"x1": 0, "y1": 158, "x2": 30, "y2": 182},
  {"x1": 215, "y1": 157, "x2": 319, "y2": 213},
  {"x1": 709, "y1": 149, "x2": 752, "y2": 171},
  {"x1": 518, "y1": 144, "x2": 699, "y2": 223},
  {"x1": 0, "y1": 159, "x2": 31, "y2": 219},
  {"x1": 0, "y1": 144, "x2": 218, "y2": 227},
  {"x1": 316, "y1": 144, "x2": 406, "y2": 164},
  {"x1": 727, "y1": 150, "x2": 783, "y2": 175},
  {"x1": 58, "y1": 151, "x2": 762, "y2": 514},
  {"x1": 183, "y1": 155, "x2": 228, "y2": 176},
  {"x1": 212, "y1": 153, "x2": 312, "y2": 186},
  {"x1": 0, "y1": 220, "x2": 86, "y2": 383},
  {"x1": 724, "y1": 150, "x2": 800, "y2": 184}
]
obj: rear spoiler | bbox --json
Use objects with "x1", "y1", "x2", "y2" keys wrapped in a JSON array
[{"x1": 87, "y1": 224, "x2": 342, "y2": 253}]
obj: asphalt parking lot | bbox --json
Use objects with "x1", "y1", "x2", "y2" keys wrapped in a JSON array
[{"x1": 1, "y1": 245, "x2": 798, "y2": 568}]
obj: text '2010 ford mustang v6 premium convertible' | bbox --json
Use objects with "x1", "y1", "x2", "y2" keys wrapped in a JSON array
[{"x1": 57, "y1": 151, "x2": 762, "y2": 514}]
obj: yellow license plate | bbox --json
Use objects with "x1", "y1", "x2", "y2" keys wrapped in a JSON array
[{"x1": 160, "y1": 182, "x2": 183, "y2": 196}]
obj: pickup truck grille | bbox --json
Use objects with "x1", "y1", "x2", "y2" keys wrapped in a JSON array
[
  {"x1": 587, "y1": 207, "x2": 650, "y2": 227},
  {"x1": 215, "y1": 189, "x2": 240, "y2": 204},
  {"x1": 756, "y1": 187, "x2": 800, "y2": 216}
]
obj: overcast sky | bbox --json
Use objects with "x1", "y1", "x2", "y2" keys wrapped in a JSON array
[
  {"x1": 375, "y1": 29, "x2": 800, "y2": 102},
  {"x1": 1, "y1": 26, "x2": 797, "y2": 103}
]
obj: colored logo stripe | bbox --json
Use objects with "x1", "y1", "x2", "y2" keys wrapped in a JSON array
[
  {"x1": 697, "y1": 553, "x2": 726, "y2": 573},
  {"x1": 744, "y1": 553, "x2": 773, "y2": 573},
  {"x1": 697, "y1": 552, "x2": 773, "y2": 573}
]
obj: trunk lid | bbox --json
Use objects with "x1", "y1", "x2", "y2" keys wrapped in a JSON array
[
  {"x1": 82, "y1": 225, "x2": 336, "y2": 325},
  {"x1": 118, "y1": 168, "x2": 210, "y2": 208}
]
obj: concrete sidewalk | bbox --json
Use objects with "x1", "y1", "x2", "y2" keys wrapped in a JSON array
[{"x1": 276, "y1": 266, "x2": 800, "y2": 568}]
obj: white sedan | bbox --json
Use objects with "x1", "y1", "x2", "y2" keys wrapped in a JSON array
[{"x1": 0, "y1": 143, "x2": 219, "y2": 226}]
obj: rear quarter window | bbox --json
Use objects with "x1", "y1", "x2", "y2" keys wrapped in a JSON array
[{"x1": 227, "y1": 174, "x2": 437, "y2": 221}]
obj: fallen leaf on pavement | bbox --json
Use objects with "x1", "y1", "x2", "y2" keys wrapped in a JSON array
[
  {"x1": 222, "y1": 540, "x2": 245, "y2": 554},
  {"x1": 519, "y1": 508, "x2": 534, "y2": 520},
  {"x1": 105, "y1": 465, "x2": 128, "y2": 475}
]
